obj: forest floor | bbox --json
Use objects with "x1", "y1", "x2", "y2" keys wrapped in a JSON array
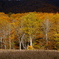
[{"x1": 0, "y1": 49, "x2": 59, "y2": 59}]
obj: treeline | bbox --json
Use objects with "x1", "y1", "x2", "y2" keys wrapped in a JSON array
[{"x1": 0, "y1": 12, "x2": 59, "y2": 50}]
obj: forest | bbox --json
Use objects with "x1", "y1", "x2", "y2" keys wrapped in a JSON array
[{"x1": 0, "y1": 12, "x2": 59, "y2": 50}]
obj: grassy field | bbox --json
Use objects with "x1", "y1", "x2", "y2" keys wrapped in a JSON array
[{"x1": 0, "y1": 50, "x2": 59, "y2": 59}]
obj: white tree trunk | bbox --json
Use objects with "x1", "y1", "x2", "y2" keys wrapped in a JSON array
[
  {"x1": 19, "y1": 37, "x2": 22, "y2": 50},
  {"x1": 21, "y1": 34, "x2": 25, "y2": 49},
  {"x1": 19, "y1": 40, "x2": 21, "y2": 50},
  {"x1": 5, "y1": 45, "x2": 6, "y2": 49},
  {"x1": 20, "y1": 42, "x2": 21, "y2": 50},
  {"x1": 46, "y1": 33, "x2": 48, "y2": 50},
  {"x1": 19, "y1": 34, "x2": 25, "y2": 50},
  {"x1": 30, "y1": 36, "x2": 32, "y2": 47},
  {"x1": 46, "y1": 33, "x2": 48, "y2": 44}
]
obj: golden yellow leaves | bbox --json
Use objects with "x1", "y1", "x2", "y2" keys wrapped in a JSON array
[
  {"x1": 9, "y1": 33, "x2": 14, "y2": 40},
  {"x1": 27, "y1": 46, "x2": 33, "y2": 50}
]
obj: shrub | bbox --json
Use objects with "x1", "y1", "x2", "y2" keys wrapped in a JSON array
[{"x1": 27, "y1": 46, "x2": 33, "y2": 50}]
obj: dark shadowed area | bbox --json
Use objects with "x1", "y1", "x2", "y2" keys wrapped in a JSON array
[{"x1": 0, "y1": 0, "x2": 59, "y2": 13}]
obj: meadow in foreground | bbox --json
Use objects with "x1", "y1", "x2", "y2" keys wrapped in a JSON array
[{"x1": 0, "y1": 50, "x2": 59, "y2": 59}]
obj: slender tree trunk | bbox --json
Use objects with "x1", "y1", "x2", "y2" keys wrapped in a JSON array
[
  {"x1": 30, "y1": 36, "x2": 32, "y2": 47},
  {"x1": 24, "y1": 41, "x2": 27, "y2": 49},
  {"x1": 9, "y1": 37, "x2": 11, "y2": 49},
  {"x1": 21, "y1": 34, "x2": 25, "y2": 49},
  {"x1": 45, "y1": 19, "x2": 49, "y2": 50},
  {"x1": 12, "y1": 39, "x2": 15, "y2": 49},
  {"x1": 19, "y1": 38, "x2": 22, "y2": 50},
  {"x1": 19, "y1": 34, "x2": 25, "y2": 50},
  {"x1": 1, "y1": 37, "x2": 2, "y2": 49},
  {"x1": 46, "y1": 33, "x2": 48, "y2": 44},
  {"x1": 19, "y1": 40, "x2": 21, "y2": 50},
  {"x1": 19, "y1": 39, "x2": 21, "y2": 51},
  {"x1": 4, "y1": 39, "x2": 7, "y2": 49},
  {"x1": 22, "y1": 41, "x2": 25, "y2": 49},
  {"x1": 5, "y1": 45, "x2": 6, "y2": 49},
  {"x1": 46, "y1": 33, "x2": 48, "y2": 50}
]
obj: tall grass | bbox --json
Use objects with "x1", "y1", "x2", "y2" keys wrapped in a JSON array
[{"x1": 0, "y1": 50, "x2": 59, "y2": 59}]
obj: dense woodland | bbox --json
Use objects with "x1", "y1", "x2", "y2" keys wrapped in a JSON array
[{"x1": 0, "y1": 12, "x2": 59, "y2": 50}]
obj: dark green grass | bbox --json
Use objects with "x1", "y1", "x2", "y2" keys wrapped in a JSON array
[{"x1": 0, "y1": 50, "x2": 59, "y2": 59}]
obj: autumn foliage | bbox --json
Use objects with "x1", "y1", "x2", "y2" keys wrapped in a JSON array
[{"x1": 0, "y1": 12, "x2": 59, "y2": 50}]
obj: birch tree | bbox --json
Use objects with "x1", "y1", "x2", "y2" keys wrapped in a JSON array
[
  {"x1": 42, "y1": 19, "x2": 51, "y2": 49},
  {"x1": 20, "y1": 13, "x2": 40, "y2": 48},
  {"x1": 0, "y1": 19, "x2": 11, "y2": 49},
  {"x1": 13, "y1": 19, "x2": 25, "y2": 50}
]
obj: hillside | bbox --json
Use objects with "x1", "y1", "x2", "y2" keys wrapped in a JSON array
[
  {"x1": 44, "y1": 0, "x2": 59, "y2": 7},
  {"x1": 0, "y1": 0, "x2": 59, "y2": 13}
]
